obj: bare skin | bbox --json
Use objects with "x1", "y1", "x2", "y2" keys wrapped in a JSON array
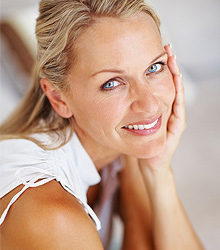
[
  {"x1": 118, "y1": 157, "x2": 154, "y2": 250},
  {"x1": 0, "y1": 14, "x2": 204, "y2": 250},
  {"x1": 0, "y1": 181, "x2": 103, "y2": 250},
  {"x1": 118, "y1": 45, "x2": 204, "y2": 250}
]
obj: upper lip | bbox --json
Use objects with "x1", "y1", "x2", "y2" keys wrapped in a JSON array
[{"x1": 122, "y1": 116, "x2": 161, "y2": 127}]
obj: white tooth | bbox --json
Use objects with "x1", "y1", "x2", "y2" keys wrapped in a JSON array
[
  {"x1": 153, "y1": 119, "x2": 158, "y2": 126},
  {"x1": 133, "y1": 125, "x2": 138, "y2": 130},
  {"x1": 138, "y1": 125, "x2": 144, "y2": 130},
  {"x1": 126, "y1": 119, "x2": 158, "y2": 130},
  {"x1": 144, "y1": 124, "x2": 151, "y2": 129},
  {"x1": 144, "y1": 119, "x2": 158, "y2": 129}
]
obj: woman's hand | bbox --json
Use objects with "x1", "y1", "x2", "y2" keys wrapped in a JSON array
[
  {"x1": 139, "y1": 44, "x2": 186, "y2": 172},
  {"x1": 135, "y1": 45, "x2": 204, "y2": 250}
]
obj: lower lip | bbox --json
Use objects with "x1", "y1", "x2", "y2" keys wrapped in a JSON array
[{"x1": 122, "y1": 116, "x2": 162, "y2": 136}]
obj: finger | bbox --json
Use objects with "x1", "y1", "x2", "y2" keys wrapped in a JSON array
[
  {"x1": 164, "y1": 45, "x2": 183, "y2": 105},
  {"x1": 164, "y1": 44, "x2": 173, "y2": 57},
  {"x1": 168, "y1": 77, "x2": 186, "y2": 141},
  {"x1": 164, "y1": 44, "x2": 185, "y2": 119},
  {"x1": 165, "y1": 45, "x2": 186, "y2": 139},
  {"x1": 173, "y1": 74, "x2": 185, "y2": 118},
  {"x1": 164, "y1": 44, "x2": 181, "y2": 77},
  {"x1": 168, "y1": 55, "x2": 181, "y2": 77},
  {"x1": 166, "y1": 46, "x2": 184, "y2": 117},
  {"x1": 168, "y1": 67, "x2": 186, "y2": 141}
]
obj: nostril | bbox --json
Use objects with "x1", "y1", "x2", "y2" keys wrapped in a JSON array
[{"x1": 130, "y1": 90, "x2": 159, "y2": 114}]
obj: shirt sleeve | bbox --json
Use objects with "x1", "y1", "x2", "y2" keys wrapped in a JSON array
[{"x1": 0, "y1": 139, "x2": 56, "y2": 225}]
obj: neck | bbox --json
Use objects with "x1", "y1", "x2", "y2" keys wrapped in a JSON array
[{"x1": 75, "y1": 127, "x2": 120, "y2": 171}]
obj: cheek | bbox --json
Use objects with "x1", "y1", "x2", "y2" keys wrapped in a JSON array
[
  {"x1": 168, "y1": 80, "x2": 175, "y2": 109},
  {"x1": 90, "y1": 96, "x2": 127, "y2": 126},
  {"x1": 166, "y1": 81, "x2": 175, "y2": 109},
  {"x1": 158, "y1": 73, "x2": 175, "y2": 108},
  {"x1": 71, "y1": 92, "x2": 126, "y2": 130}
]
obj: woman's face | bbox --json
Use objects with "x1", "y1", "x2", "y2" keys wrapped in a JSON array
[{"x1": 66, "y1": 13, "x2": 175, "y2": 159}]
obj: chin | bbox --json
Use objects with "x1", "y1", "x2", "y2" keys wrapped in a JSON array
[{"x1": 129, "y1": 135, "x2": 166, "y2": 159}]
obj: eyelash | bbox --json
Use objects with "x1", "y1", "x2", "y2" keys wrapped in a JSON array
[
  {"x1": 100, "y1": 78, "x2": 124, "y2": 91},
  {"x1": 100, "y1": 61, "x2": 167, "y2": 91},
  {"x1": 146, "y1": 61, "x2": 167, "y2": 75}
]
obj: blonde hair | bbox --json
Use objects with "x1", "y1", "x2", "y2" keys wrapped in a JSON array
[{"x1": 0, "y1": 0, "x2": 160, "y2": 149}]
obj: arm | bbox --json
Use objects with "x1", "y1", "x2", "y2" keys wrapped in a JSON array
[
  {"x1": 141, "y1": 166, "x2": 203, "y2": 250},
  {"x1": 0, "y1": 180, "x2": 103, "y2": 250},
  {"x1": 118, "y1": 156, "x2": 154, "y2": 250},
  {"x1": 138, "y1": 45, "x2": 204, "y2": 250}
]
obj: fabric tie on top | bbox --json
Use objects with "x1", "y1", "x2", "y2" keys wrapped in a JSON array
[
  {"x1": 0, "y1": 134, "x2": 101, "y2": 230},
  {"x1": 0, "y1": 166, "x2": 56, "y2": 225}
]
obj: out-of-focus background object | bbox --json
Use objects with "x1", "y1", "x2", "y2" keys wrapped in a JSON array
[{"x1": 0, "y1": 1, "x2": 220, "y2": 249}]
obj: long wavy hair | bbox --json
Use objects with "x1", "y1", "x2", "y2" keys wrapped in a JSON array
[{"x1": 0, "y1": 0, "x2": 160, "y2": 149}]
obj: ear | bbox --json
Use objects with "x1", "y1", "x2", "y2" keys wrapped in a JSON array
[{"x1": 40, "y1": 79, "x2": 73, "y2": 118}]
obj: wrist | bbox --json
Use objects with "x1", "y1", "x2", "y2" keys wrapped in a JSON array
[
  {"x1": 140, "y1": 165, "x2": 178, "y2": 205},
  {"x1": 140, "y1": 162, "x2": 174, "y2": 186}
]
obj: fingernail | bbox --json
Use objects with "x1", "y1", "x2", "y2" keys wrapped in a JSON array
[
  {"x1": 169, "y1": 43, "x2": 172, "y2": 49},
  {"x1": 173, "y1": 54, "x2": 177, "y2": 60},
  {"x1": 180, "y1": 73, "x2": 183, "y2": 78}
]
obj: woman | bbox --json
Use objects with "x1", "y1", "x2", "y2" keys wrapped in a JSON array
[{"x1": 0, "y1": 0, "x2": 204, "y2": 249}]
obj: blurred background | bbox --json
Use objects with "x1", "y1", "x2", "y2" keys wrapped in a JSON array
[{"x1": 0, "y1": 0, "x2": 220, "y2": 249}]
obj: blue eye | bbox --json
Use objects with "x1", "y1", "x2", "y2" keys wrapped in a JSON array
[
  {"x1": 101, "y1": 80, "x2": 121, "y2": 90},
  {"x1": 147, "y1": 63, "x2": 163, "y2": 74}
]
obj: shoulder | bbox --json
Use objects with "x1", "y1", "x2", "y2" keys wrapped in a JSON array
[
  {"x1": 0, "y1": 138, "x2": 40, "y2": 149},
  {"x1": 0, "y1": 138, "x2": 52, "y2": 198},
  {"x1": 0, "y1": 180, "x2": 103, "y2": 250},
  {"x1": 0, "y1": 138, "x2": 45, "y2": 162}
]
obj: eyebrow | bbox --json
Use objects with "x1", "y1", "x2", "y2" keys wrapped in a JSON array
[
  {"x1": 90, "y1": 51, "x2": 167, "y2": 77},
  {"x1": 151, "y1": 51, "x2": 167, "y2": 63}
]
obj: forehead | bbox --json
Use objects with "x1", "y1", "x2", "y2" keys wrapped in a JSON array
[{"x1": 72, "y1": 13, "x2": 162, "y2": 72}]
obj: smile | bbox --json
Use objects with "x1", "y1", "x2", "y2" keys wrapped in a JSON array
[
  {"x1": 122, "y1": 116, "x2": 161, "y2": 136},
  {"x1": 123, "y1": 119, "x2": 158, "y2": 130}
]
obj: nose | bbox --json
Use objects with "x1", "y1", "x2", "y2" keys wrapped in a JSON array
[{"x1": 130, "y1": 82, "x2": 160, "y2": 114}]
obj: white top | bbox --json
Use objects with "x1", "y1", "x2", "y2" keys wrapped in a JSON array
[{"x1": 0, "y1": 133, "x2": 101, "y2": 229}]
